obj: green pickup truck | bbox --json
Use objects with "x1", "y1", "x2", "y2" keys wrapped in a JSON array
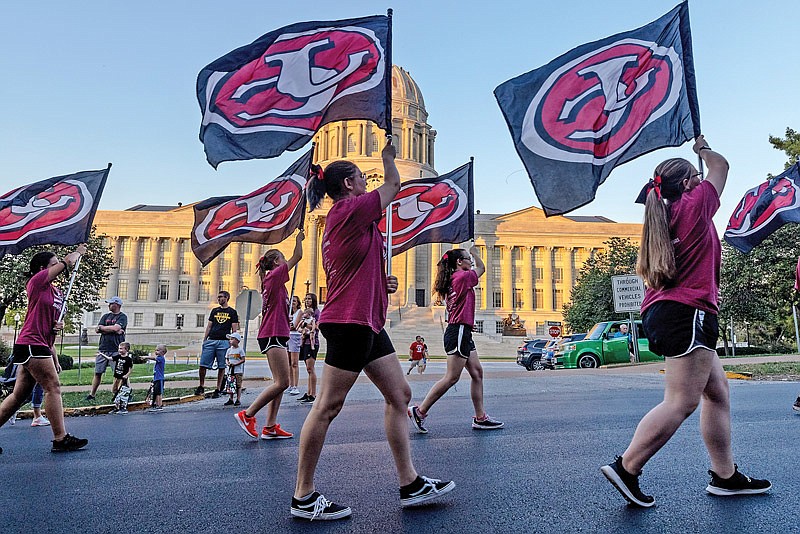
[{"x1": 555, "y1": 320, "x2": 663, "y2": 369}]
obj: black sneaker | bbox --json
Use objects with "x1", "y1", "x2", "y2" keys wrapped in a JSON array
[
  {"x1": 223, "y1": 399, "x2": 234, "y2": 406},
  {"x1": 85, "y1": 394, "x2": 95, "y2": 401},
  {"x1": 194, "y1": 386, "x2": 204, "y2": 396},
  {"x1": 600, "y1": 456, "x2": 655, "y2": 507},
  {"x1": 793, "y1": 396, "x2": 800, "y2": 413},
  {"x1": 300, "y1": 395, "x2": 315, "y2": 404},
  {"x1": 400, "y1": 475, "x2": 455, "y2": 506},
  {"x1": 408, "y1": 406, "x2": 428, "y2": 434},
  {"x1": 234, "y1": 400, "x2": 241, "y2": 406},
  {"x1": 51, "y1": 434, "x2": 89, "y2": 453},
  {"x1": 291, "y1": 491, "x2": 351, "y2": 521},
  {"x1": 211, "y1": 389, "x2": 220, "y2": 399},
  {"x1": 297, "y1": 393, "x2": 309, "y2": 402},
  {"x1": 706, "y1": 465, "x2": 771, "y2": 496},
  {"x1": 472, "y1": 414, "x2": 504, "y2": 430}
]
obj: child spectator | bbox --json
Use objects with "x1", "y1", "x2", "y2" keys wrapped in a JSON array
[
  {"x1": 108, "y1": 342, "x2": 133, "y2": 400},
  {"x1": 142, "y1": 344, "x2": 167, "y2": 411},
  {"x1": 224, "y1": 333, "x2": 246, "y2": 406}
]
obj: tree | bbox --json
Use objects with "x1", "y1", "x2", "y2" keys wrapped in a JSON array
[
  {"x1": 0, "y1": 227, "x2": 114, "y2": 332},
  {"x1": 768, "y1": 127, "x2": 800, "y2": 168},
  {"x1": 563, "y1": 237, "x2": 639, "y2": 333}
]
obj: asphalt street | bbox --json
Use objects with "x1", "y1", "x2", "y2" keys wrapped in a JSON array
[{"x1": 2, "y1": 369, "x2": 798, "y2": 533}]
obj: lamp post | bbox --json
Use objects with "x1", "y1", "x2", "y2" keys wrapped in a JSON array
[
  {"x1": 304, "y1": 279, "x2": 311, "y2": 295},
  {"x1": 13, "y1": 313, "x2": 20, "y2": 345}
]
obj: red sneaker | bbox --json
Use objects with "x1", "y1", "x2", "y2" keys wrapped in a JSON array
[
  {"x1": 260, "y1": 423, "x2": 293, "y2": 440},
  {"x1": 235, "y1": 410, "x2": 258, "y2": 439}
]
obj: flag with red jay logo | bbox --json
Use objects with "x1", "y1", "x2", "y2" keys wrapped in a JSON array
[
  {"x1": 197, "y1": 14, "x2": 392, "y2": 168},
  {"x1": 378, "y1": 161, "x2": 474, "y2": 256},
  {"x1": 191, "y1": 149, "x2": 313, "y2": 266},
  {"x1": 494, "y1": 2, "x2": 700, "y2": 216},
  {"x1": 0, "y1": 166, "x2": 111, "y2": 259},
  {"x1": 724, "y1": 163, "x2": 800, "y2": 254}
]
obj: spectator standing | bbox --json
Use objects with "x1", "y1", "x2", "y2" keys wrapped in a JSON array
[
  {"x1": 86, "y1": 296, "x2": 127, "y2": 401},
  {"x1": 196, "y1": 291, "x2": 239, "y2": 398},
  {"x1": 407, "y1": 336, "x2": 426, "y2": 375},
  {"x1": 223, "y1": 333, "x2": 246, "y2": 407},
  {"x1": 142, "y1": 344, "x2": 167, "y2": 411}
]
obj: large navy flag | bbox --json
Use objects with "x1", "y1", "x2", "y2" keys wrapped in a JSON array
[
  {"x1": 494, "y1": 2, "x2": 699, "y2": 216},
  {"x1": 378, "y1": 161, "x2": 474, "y2": 256},
  {"x1": 198, "y1": 14, "x2": 392, "y2": 168},
  {"x1": 191, "y1": 149, "x2": 312, "y2": 266},
  {"x1": 0, "y1": 166, "x2": 111, "y2": 258},
  {"x1": 724, "y1": 163, "x2": 800, "y2": 254}
]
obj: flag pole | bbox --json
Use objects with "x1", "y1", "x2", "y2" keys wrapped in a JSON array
[
  {"x1": 793, "y1": 304, "x2": 800, "y2": 353},
  {"x1": 289, "y1": 144, "x2": 314, "y2": 315},
  {"x1": 57, "y1": 254, "x2": 83, "y2": 324}
]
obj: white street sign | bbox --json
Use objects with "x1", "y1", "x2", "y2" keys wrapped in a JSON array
[{"x1": 611, "y1": 274, "x2": 645, "y2": 313}]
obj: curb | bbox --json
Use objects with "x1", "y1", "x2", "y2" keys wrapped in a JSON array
[
  {"x1": 656, "y1": 369, "x2": 753, "y2": 380},
  {"x1": 14, "y1": 392, "x2": 213, "y2": 419}
]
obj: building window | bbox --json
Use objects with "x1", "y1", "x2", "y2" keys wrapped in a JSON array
[
  {"x1": 154, "y1": 313, "x2": 164, "y2": 327},
  {"x1": 412, "y1": 135, "x2": 418, "y2": 160},
  {"x1": 474, "y1": 320, "x2": 484, "y2": 334},
  {"x1": 200, "y1": 264, "x2": 210, "y2": 276},
  {"x1": 158, "y1": 280, "x2": 169, "y2": 300},
  {"x1": 513, "y1": 288, "x2": 524, "y2": 309},
  {"x1": 493, "y1": 291, "x2": 502, "y2": 308},
  {"x1": 221, "y1": 259, "x2": 231, "y2": 276},
  {"x1": 553, "y1": 248, "x2": 563, "y2": 262},
  {"x1": 492, "y1": 265, "x2": 501, "y2": 282},
  {"x1": 512, "y1": 247, "x2": 523, "y2": 261},
  {"x1": 495, "y1": 321, "x2": 504, "y2": 334},
  {"x1": 133, "y1": 313, "x2": 143, "y2": 327},
  {"x1": 137, "y1": 280, "x2": 149, "y2": 301},
  {"x1": 347, "y1": 133, "x2": 356, "y2": 153},
  {"x1": 372, "y1": 135, "x2": 379, "y2": 153},
  {"x1": 218, "y1": 281, "x2": 228, "y2": 294},
  {"x1": 493, "y1": 246, "x2": 503, "y2": 262},
  {"x1": 196, "y1": 314, "x2": 206, "y2": 328},
  {"x1": 553, "y1": 289, "x2": 563, "y2": 310},
  {"x1": 159, "y1": 255, "x2": 169, "y2": 273},
  {"x1": 534, "y1": 289, "x2": 543, "y2": 310},
  {"x1": 474, "y1": 287, "x2": 483, "y2": 308},
  {"x1": 138, "y1": 254, "x2": 149, "y2": 271},
  {"x1": 240, "y1": 260, "x2": 251, "y2": 277},
  {"x1": 199, "y1": 281, "x2": 211, "y2": 301},
  {"x1": 553, "y1": 268, "x2": 563, "y2": 283},
  {"x1": 120, "y1": 237, "x2": 131, "y2": 253},
  {"x1": 178, "y1": 280, "x2": 190, "y2": 301},
  {"x1": 180, "y1": 240, "x2": 190, "y2": 274},
  {"x1": 242, "y1": 243, "x2": 252, "y2": 254},
  {"x1": 175, "y1": 314, "x2": 184, "y2": 329},
  {"x1": 329, "y1": 135, "x2": 337, "y2": 158},
  {"x1": 536, "y1": 322, "x2": 547, "y2": 336},
  {"x1": 92, "y1": 312, "x2": 102, "y2": 324},
  {"x1": 116, "y1": 279, "x2": 128, "y2": 299}
]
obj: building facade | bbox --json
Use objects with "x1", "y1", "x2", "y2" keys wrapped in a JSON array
[{"x1": 86, "y1": 66, "x2": 642, "y2": 339}]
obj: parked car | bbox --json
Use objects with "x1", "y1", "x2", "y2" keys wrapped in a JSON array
[
  {"x1": 555, "y1": 321, "x2": 662, "y2": 369},
  {"x1": 516, "y1": 339, "x2": 550, "y2": 370}
]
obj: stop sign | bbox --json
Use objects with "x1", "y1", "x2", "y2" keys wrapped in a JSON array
[{"x1": 549, "y1": 326, "x2": 561, "y2": 338}]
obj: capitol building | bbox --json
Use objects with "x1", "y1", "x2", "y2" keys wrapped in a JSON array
[{"x1": 85, "y1": 66, "x2": 642, "y2": 343}]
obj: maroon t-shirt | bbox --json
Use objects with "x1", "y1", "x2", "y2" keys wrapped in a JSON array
[
  {"x1": 446, "y1": 269, "x2": 479, "y2": 326},
  {"x1": 257, "y1": 263, "x2": 290, "y2": 338},
  {"x1": 410, "y1": 341, "x2": 425, "y2": 360},
  {"x1": 641, "y1": 180, "x2": 721, "y2": 314},
  {"x1": 17, "y1": 269, "x2": 63, "y2": 348},
  {"x1": 319, "y1": 190, "x2": 387, "y2": 333}
]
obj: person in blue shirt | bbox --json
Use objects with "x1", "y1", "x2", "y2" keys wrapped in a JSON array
[{"x1": 142, "y1": 344, "x2": 167, "y2": 411}]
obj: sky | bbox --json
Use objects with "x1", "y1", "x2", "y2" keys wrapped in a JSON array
[{"x1": 1, "y1": 0, "x2": 798, "y2": 231}]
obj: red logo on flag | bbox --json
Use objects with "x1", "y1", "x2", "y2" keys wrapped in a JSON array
[
  {"x1": 379, "y1": 180, "x2": 467, "y2": 252},
  {"x1": 522, "y1": 39, "x2": 683, "y2": 163},
  {"x1": 208, "y1": 27, "x2": 384, "y2": 135},
  {"x1": 726, "y1": 176, "x2": 800, "y2": 235},
  {"x1": 194, "y1": 176, "x2": 305, "y2": 245},
  {"x1": 0, "y1": 181, "x2": 89, "y2": 244}
]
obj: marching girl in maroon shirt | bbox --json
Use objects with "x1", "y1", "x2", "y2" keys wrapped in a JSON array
[
  {"x1": 290, "y1": 140, "x2": 454, "y2": 521},
  {"x1": 601, "y1": 136, "x2": 771, "y2": 507},
  {"x1": 0, "y1": 244, "x2": 88, "y2": 453},
  {"x1": 408, "y1": 246, "x2": 503, "y2": 433},
  {"x1": 234, "y1": 231, "x2": 304, "y2": 441}
]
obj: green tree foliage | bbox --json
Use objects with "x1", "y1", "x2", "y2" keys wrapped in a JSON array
[
  {"x1": 0, "y1": 227, "x2": 113, "y2": 332},
  {"x1": 563, "y1": 237, "x2": 639, "y2": 333},
  {"x1": 768, "y1": 127, "x2": 800, "y2": 168}
]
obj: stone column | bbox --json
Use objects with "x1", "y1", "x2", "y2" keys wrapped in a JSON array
[
  {"x1": 147, "y1": 238, "x2": 161, "y2": 302},
  {"x1": 307, "y1": 216, "x2": 320, "y2": 293},
  {"x1": 127, "y1": 237, "x2": 140, "y2": 302},
  {"x1": 107, "y1": 237, "x2": 120, "y2": 299},
  {"x1": 229, "y1": 242, "x2": 242, "y2": 297},
  {"x1": 210, "y1": 257, "x2": 221, "y2": 299},
  {"x1": 248, "y1": 246, "x2": 262, "y2": 291},
  {"x1": 170, "y1": 238, "x2": 181, "y2": 302},
  {"x1": 190, "y1": 255, "x2": 201, "y2": 304},
  {"x1": 502, "y1": 245, "x2": 513, "y2": 311},
  {"x1": 543, "y1": 246, "x2": 554, "y2": 312},
  {"x1": 405, "y1": 247, "x2": 416, "y2": 306},
  {"x1": 523, "y1": 246, "x2": 533, "y2": 312},
  {"x1": 483, "y1": 239, "x2": 495, "y2": 309}
]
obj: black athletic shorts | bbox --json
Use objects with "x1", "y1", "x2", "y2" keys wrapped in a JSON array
[
  {"x1": 642, "y1": 301, "x2": 719, "y2": 358},
  {"x1": 320, "y1": 323, "x2": 395, "y2": 373},
  {"x1": 299, "y1": 344, "x2": 318, "y2": 362},
  {"x1": 12, "y1": 344, "x2": 52, "y2": 365},
  {"x1": 443, "y1": 324, "x2": 475, "y2": 358},
  {"x1": 258, "y1": 336, "x2": 289, "y2": 354},
  {"x1": 153, "y1": 379, "x2": 164, "y2": 396}
]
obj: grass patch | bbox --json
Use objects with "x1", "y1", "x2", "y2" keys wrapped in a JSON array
[
  {"x1": 57, "y1": 364, "x2": 198, "y2": 386},
  {"x1": 723, "y1": 362, "x2": 800, "y2": 379},
  {"x1": 55, "y1": 345, "x2": 183, "y2": 359},
  {"x1": 60, "y1": 388, "x2": 197, "y2": 409}
]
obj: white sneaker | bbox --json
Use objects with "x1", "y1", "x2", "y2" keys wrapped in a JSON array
[
  {"x1": 289, "y1": 386, "x2": 300, "y2": 395},
  {"x1": 31, "y1": 416, "x2": 51, "y2": 427},
  {"x1": 9, "y1": 412, "x2": 17, "y2": 425}
]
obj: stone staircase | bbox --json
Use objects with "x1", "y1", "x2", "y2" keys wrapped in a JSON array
[{"x1": 386, "y1": 306, "x2": 524, "y2": 357}]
